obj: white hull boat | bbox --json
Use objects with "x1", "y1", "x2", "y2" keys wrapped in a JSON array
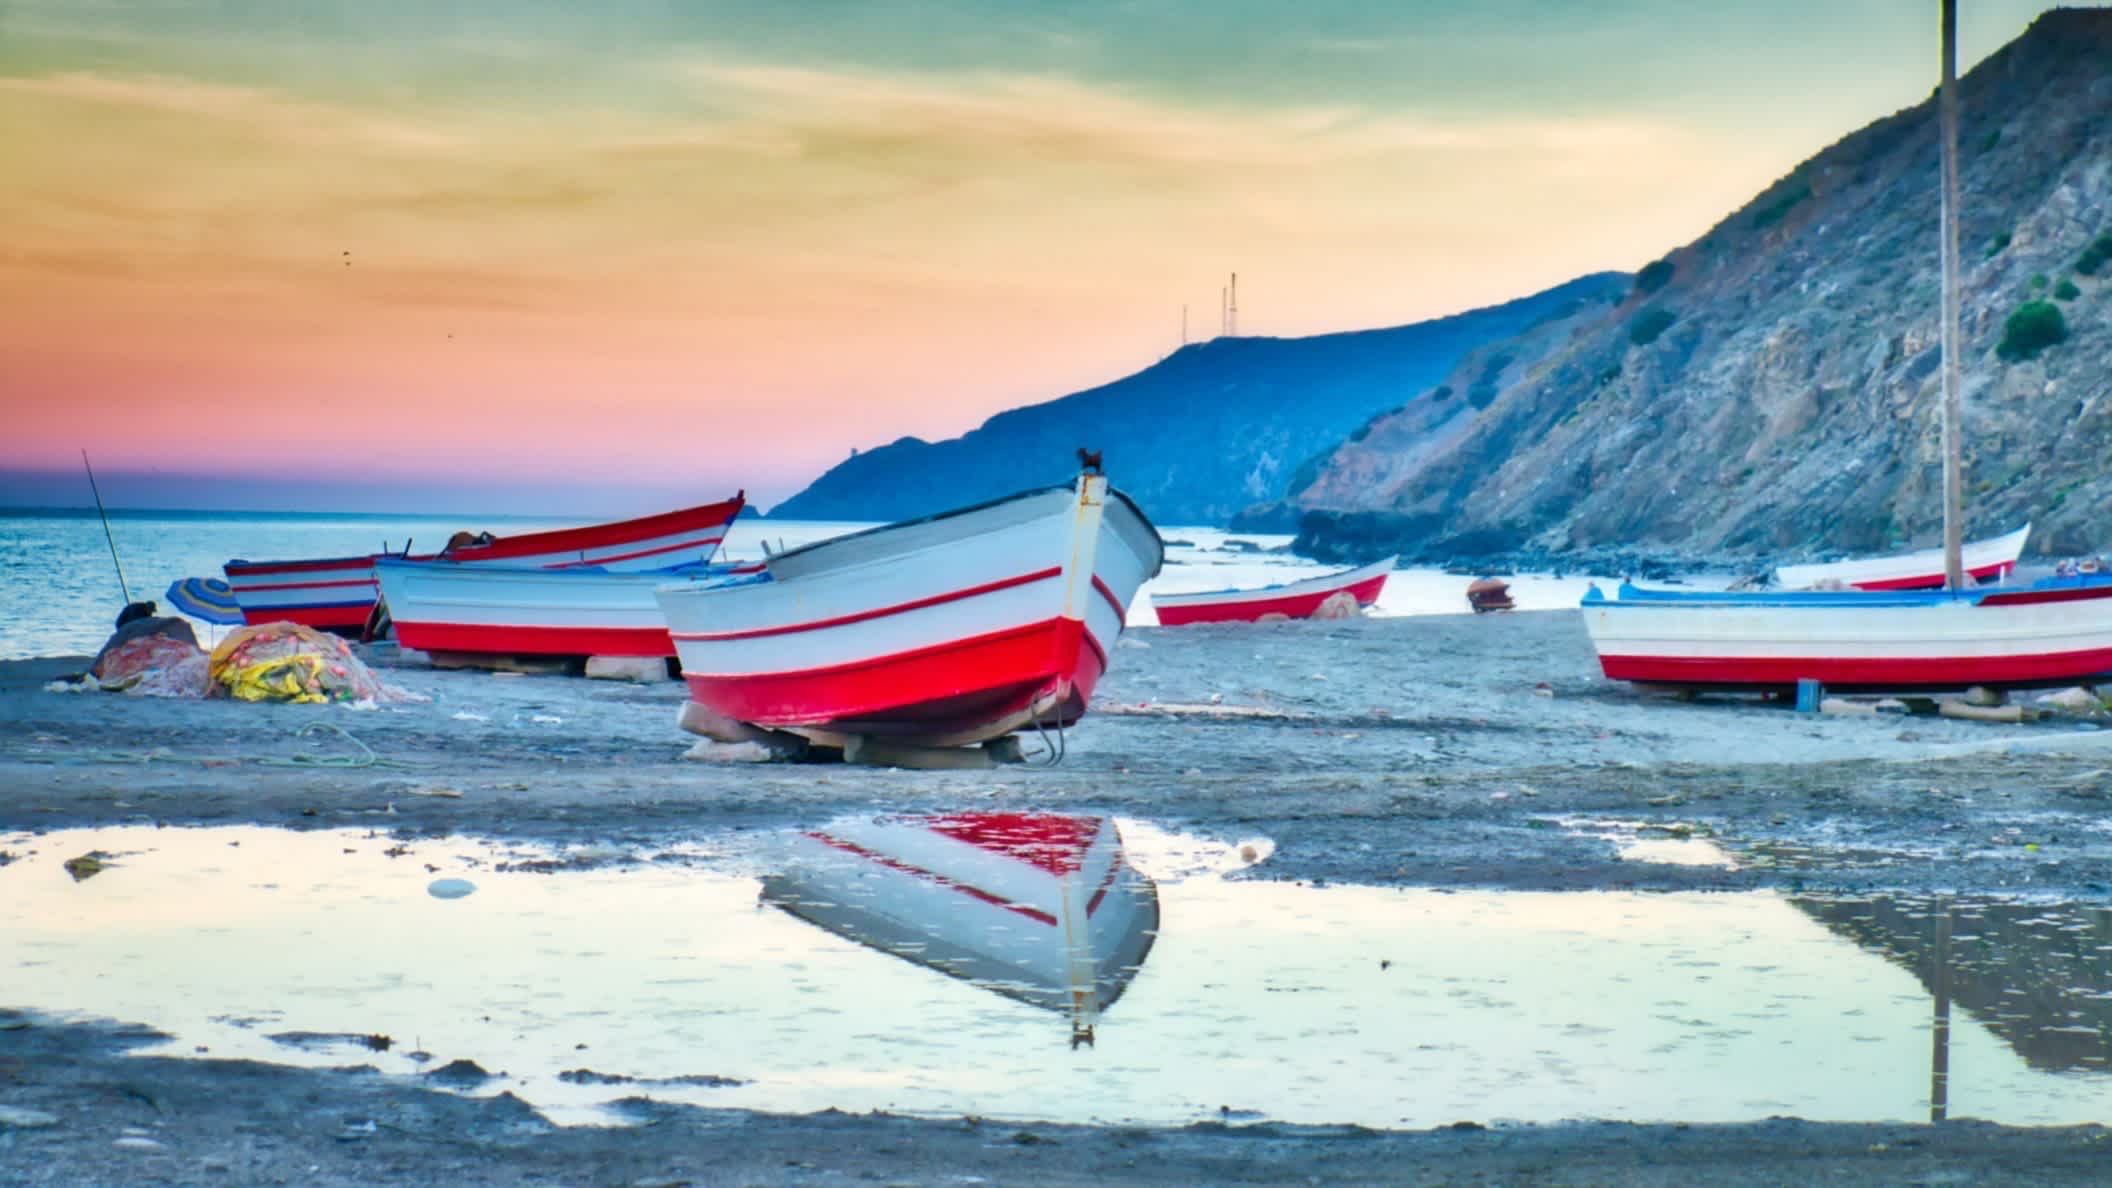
[
  {"x1": 1582, "y1": 578, "x2": 2112, "y2": 691},
  {"x1": 1150, "y1": 557, "x2": 1393, "y2": 625},
  {"x1": 654, "y1": 472, "x2": 1163, "y2": 748},
  {"x1": 1775, "y1": 524, "x2": 2031, "y2": 590},
  {"x1": 223, "y1": 494, "x2": 745, "y2": 633},
  {"x1": 374, "y1": 558, "x2": 755, "y2": 659}
]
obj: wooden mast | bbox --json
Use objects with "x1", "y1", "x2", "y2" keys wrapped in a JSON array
[{"x1": 1938, "y1": 0, "x2": 1966, "y2": 589}]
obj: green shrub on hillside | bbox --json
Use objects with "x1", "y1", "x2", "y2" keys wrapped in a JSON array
[
  {"x1": 1749, "y1": 181, "x2": 1810, "y2": 230},
  {"x1": 1633, "y1": 258, "x2": 1675, "y2": 296},
  {"x1": 2079, "y1": 233, "x2": 2112, "y2": 277},
  {"x1": 1429, "y1": 384, "x2": 1453, "y2": 402},
  {"x1": 1996, "y1": 300, "x2": 2067, "y2": 361},
  {"x1": 2029, "y1": 273, "x2": 2048, "y2": 291},
  {"x1": 2055, "y1": 278, "x2": 2081, "y2": 301},
  {"x1": 1987, "y1": 230, "x2": 2012, "y2": 257},
  {"x1": 1465, "y1": 353, "x2": 1511, "y2": 409},
  {"x1": 1628, "y1": 307, "x2": 1677, "y2": 347}
]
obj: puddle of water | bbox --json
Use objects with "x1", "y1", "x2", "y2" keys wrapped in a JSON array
[
  {"x1": 1554, "y1": 817, "x2": 1740, "y2": 869},
  {"x1": 4, "y1": 820, "x2": 2112, "y2": 1130}
]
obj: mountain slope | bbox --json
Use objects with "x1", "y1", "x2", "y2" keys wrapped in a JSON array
[
  {"x1": 768, "y1": 273, "x2": 1627, "y2": 525},
  {"x1": 1290, "y1": 8, "x2": 2112, "y2": 567}
]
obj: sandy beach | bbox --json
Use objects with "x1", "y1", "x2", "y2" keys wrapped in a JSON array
[{"x1": 9, "y1": 608, "x2": 2112, "y2": 1183}]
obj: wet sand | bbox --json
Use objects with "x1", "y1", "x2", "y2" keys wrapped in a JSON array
[{"x1": 7, "y1": 609, "x2": 2112, "y2": 1183}]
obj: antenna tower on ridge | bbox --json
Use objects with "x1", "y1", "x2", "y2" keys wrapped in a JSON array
[{"x1": 1228, "y1": 272, "x2": 1238, "y2": 337}]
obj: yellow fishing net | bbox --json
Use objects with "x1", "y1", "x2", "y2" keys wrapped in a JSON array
[{"x1": 208, "y1": 623, "x2": 395, "y2": 704}]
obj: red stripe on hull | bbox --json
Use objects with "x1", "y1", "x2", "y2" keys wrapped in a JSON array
[
  {"x1": 673, "y1": 568, "x2": 1062, "y2": 643},
  {"x1": 393, "y1": 621, "x2": 673, "y2": 658},
  {"x1": 546, "y1": 533, "x2": 725, "y2": 568},
  {"x1": 1599, "y1": 647, "x2": 2112, "y2": 691},
  {"x1": 1155, "y1": 573, "x2": 1387, "y2": 626},
  {"x1": 226, "y1": 555, "x2": 377, "y2": 577},
  {"x1": 441, "y1": 496, "x2": 744, "y2": 564},
  {"x1": 1091, "y1": 575, "x2": 1127, "y2": 621},
  {"x1": 239, "y1": 604, "x2": 374, "y2": 632},
  {"x1": 230, "y1": 577, "x2": 378, "y2": 594},
  {"x1": 1855, "y1": 560, "x2": 2017, "y2": 591},
  {"x1": 1976, "y1": 583, "x2": 2112, "y2": 607},
  {"x1": 683, "y1": 617, "x2": 1101, "y2": 739}
]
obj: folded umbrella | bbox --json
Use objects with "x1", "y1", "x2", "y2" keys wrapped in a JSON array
[{"x1": 165, "y1": 576, "x2": 244, "y2": 625}]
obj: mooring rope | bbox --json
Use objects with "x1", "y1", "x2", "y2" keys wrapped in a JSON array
[{"x1": 1022, "y1": 714, "x2": 1069, "y2": 767}]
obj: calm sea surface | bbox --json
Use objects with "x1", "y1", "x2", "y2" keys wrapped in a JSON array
[{"x1": 0, "y1": 509, "x2": 1609, "y2": 660}]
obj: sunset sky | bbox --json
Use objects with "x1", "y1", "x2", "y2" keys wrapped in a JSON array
[{"x1": 1, "y1": 0, "x2": 2078, "y2": 514}]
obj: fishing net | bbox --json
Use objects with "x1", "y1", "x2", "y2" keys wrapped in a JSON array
[
  {"x1": 207, "y1": 623, "x2": 414, "y2": 704},
  {"x1": 94, "y1": 632, "x2": 211, "y2": 698}
]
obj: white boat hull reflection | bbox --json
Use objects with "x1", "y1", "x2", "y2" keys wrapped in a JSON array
[{"x1": 762, "y1": 812, "x2": 1159, "y2": 1045}]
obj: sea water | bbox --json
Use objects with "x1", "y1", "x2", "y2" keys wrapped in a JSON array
[{"x1": 0, "y1": 509, "x2": 1611, "y2": 660}]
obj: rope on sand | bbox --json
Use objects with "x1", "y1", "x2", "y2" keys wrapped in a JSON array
[{"x1": 262, "y1": 721, "x2": 420, "y2": 769}]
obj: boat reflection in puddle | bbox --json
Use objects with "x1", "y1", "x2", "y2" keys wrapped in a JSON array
[
  {"x1": 9, "y1": 822, "x2": 2112, "y2": 1129},
  {"x1": 760, "y1": 812, "x2": 1159, "y2": 1048}
]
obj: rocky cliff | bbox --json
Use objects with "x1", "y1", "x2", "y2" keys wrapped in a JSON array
[
  {"x1": 767, "y1": 273, "x2": 1627, "y2": 526},
  {"x1": 1286, "y1": 8, "x2": 2112, "y2": 570}
]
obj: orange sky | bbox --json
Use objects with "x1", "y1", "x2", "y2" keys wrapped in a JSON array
[{"x1": 0, "y1": 1, "x2": 2077, "y2": 512}]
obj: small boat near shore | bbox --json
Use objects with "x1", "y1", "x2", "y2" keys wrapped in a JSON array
[
  {"x1": 222, "y1": 494, "x2": 745, "y2": 633},
  {"x1": 1580, "y1": 577, "x2": 2112, "y2": 691},
  {"x1": 1149, "y1": 556, "x2": 1392, "y2": 626},
  {"x1": 655, "y1": 471, "x2": 1162, "y2": 749},
  {"x1": 1774, "y1": 523, "x2": 2031, "y2": 591},
  {"x1": 1466, "y1": 576, "x2": 1516, "y2": 613},
  {"x1": 761, "y1": 811, "x2": 1159, "y2": 1045},
  {"x1": 373, "y1": 557, "x2": 761, "y2": 660}
]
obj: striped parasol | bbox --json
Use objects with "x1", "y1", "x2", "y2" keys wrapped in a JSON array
[{"x1": 165, "y1": 577, "x2": 243, "y2": 625}]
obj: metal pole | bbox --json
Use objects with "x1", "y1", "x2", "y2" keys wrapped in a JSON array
[
  {"x1": 1938, "y1": 0, "x2": 1966, "y2": 589},
  {"x1": 80, "y1": 449, "x2": 132, "y2": 605}
]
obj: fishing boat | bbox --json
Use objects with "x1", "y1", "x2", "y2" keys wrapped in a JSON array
[
  {"x1": 1581, "y1": 577, "x2": 2112, "y2": 691},
  {"x1": 760, "y1": 811, "x2": 1159, "y2": 1045},
  {"x1": 1149, "y1": 556, "x2": 1392, "y2": 625},
  {"x1": 1466, "y1": 576, "x2": 1517, "y2": 613},
  {"x1": 373, "y1": 557, "x2": 761, "y2": 660},
  {"x1": 654, "y1": 470, "x2": 1163, "y2": 749},
  {"x1": 1774, "y1": 523, "x2": 2030, "y2": 591},
  {"x1": 1582, "y1": 7, "x2": 2093, "y2": 695},
  {"x1": 222, "y1": 494, "x2": 745, "y2": 633}
]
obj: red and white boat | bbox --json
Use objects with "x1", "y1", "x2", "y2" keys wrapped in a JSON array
[
  {"x1": 1774, "y1": 523, "x2": 2030, "y2": 591},
  {"x1": 1149, "y1": 556, "x2": 1393, "y2": 626},
  {"x1": 654, "y1": 473, "x2": 1163, "y2": 748},
  {"x1": 223, "y1": 494, "x2": 745, "y2": 633},
  {"x1": 761, "y1": 811, "x2": 1159, "y2": 1044},
  {"x1": 1581, "y1": 577, "x2": 2112, "y2": 690},
  {"x1": 372, "y1": 557, "x2": 760, "y2": 659}
]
